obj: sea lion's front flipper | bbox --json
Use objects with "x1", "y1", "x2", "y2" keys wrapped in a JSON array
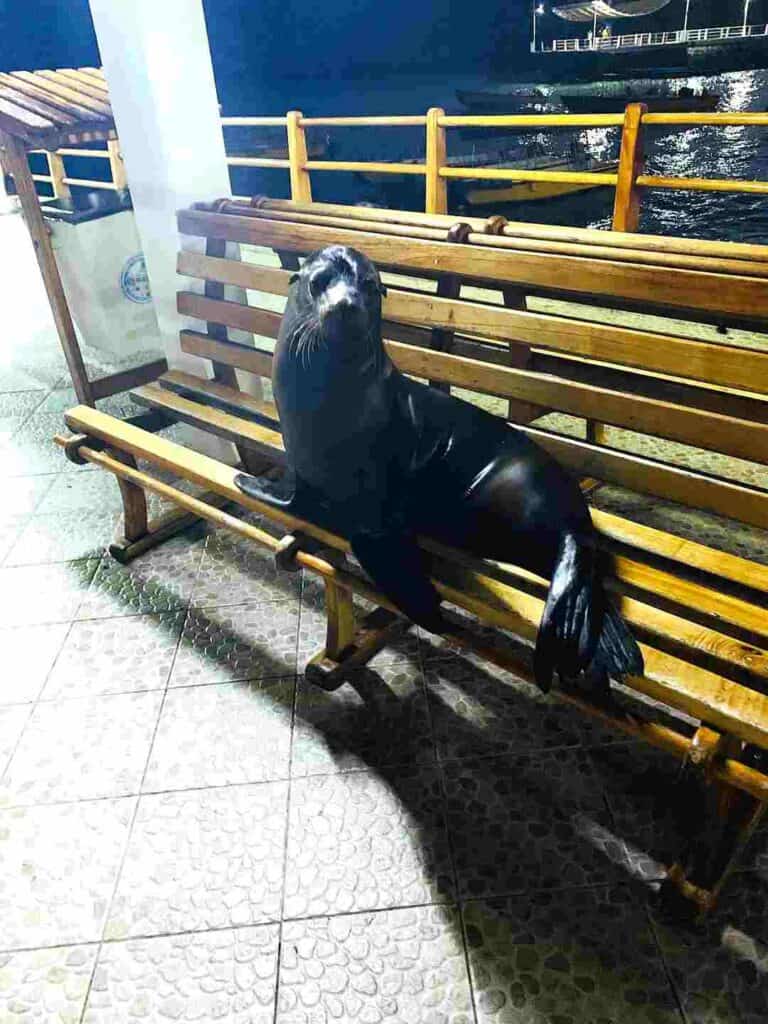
[
  {"x1": 351, "y1": 530, "x2": 445, "y2": 635},
  {"x1": 234, "y1": 469, "x2": 297, "y2": 510}
]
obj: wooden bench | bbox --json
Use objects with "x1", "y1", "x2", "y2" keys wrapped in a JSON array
[{"x1": 57, "y1": 196, "x2": 768, "y2": 919}]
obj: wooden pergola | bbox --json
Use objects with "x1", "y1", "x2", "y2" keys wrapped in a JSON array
[{"x1": 0, "y1": 67, "x2": 165, "y2": 405}]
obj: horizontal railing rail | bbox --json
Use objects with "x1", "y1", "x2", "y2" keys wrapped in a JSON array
[
  {"x1": 27, "y1": 138, "x2": 124, "y2": 211},
  {"x1": 546, "y1": 23, "x2": 768, "y2": 54}
]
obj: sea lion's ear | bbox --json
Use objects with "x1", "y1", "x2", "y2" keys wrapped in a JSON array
[
  {"x1": 289, "y1": 273, "x2": 300, "y2": 285},
  {"x1": 379, "y1": 284, "x2": 388, "y2": 297}
]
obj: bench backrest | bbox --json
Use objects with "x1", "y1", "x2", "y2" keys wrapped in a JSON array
[{"x1": 175, "y1": 198, "x2": 768, "y2": 533}]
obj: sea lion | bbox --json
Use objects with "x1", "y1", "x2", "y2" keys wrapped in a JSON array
[{"x1": 235, "y1": 245, "x2": 643, "y2": 691}]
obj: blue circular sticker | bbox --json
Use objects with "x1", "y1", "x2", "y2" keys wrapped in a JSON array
[{"x1": 120, "y1": 253, "x2": 152, "y2": 304}]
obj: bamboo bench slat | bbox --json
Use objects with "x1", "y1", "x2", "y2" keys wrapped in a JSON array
[
  {"x1": 159, "y1": 369, "x2": 279, "y2": 424},
  {"x1": 177, "y1": 208, "x2": 768, "y2": 321},
  {"x1": 521, "y1": 425, "x2": 768, "y2": 532},
  {"x1": 179, "y1": 329, "x2": 274, "y2": 378},
  {"x1": 243, "y1": 196, "x2": 768, "y2": 263},
  {"x1": 177, "y1": 251, "x2": 768, "y2": 397},
  {"x1": 131, "y1": 383, "x2": 285, "y2": 461},
  {"x1": 175, "y1": 327, "x2": 768, "y2": 530},
  {"x1": 175, "y1": 291, "x2": 768, "y2": 466},
  {"x1": 591, "y1": 508, "x2": 768, "y2": 597}
]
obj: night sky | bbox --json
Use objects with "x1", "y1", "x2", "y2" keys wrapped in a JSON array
[{"x1": 0, "y1": 0, "x2": 764, "y2": 86}]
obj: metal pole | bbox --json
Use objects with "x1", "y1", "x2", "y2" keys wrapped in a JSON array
[
  {"x1": 744, "y1": 0, "x2": 751, "y2": 33},
  {"x1": 683, "y1": 0, "x2": 691, "y2": 35},
  {"x1": 532, "y1": 2, "x2": 537, "y2": 52},
  {"x1": 593, "y1": 6, "x2": 598, "y2": 48}
]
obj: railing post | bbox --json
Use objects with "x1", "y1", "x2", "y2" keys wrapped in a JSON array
[
  {"x1": 47, "y1": 150, "x2": 70, "y2": 201},
  {"x1": 107, "y1": 138, "x2": 127, "y2": 190},
  {"x1": 612, "y1": 102, "x2": 646, "y2": 233},
  {"x1": 425, "y1": 106, "x2": 448, "y2": 215},
  {"x1": 286, "y1": 110, "x2": 312, "y2": 203}
]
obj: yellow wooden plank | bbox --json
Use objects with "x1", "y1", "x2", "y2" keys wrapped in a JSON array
[{"x1": 176, "y1": 209, "x2": 768, "y2": 321}]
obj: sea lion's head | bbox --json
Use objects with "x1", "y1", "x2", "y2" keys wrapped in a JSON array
[{"x1": 288, "y1": 245, "x2": 387, "y2": 364}]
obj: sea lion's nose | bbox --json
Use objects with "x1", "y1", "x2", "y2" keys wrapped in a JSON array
[{"x1": 320, "y1": 280, "x2": 364, "y2": 323}]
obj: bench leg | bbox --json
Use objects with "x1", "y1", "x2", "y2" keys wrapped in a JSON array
[
  {"x1": 107, "y1": 453, "x2": 230, "y2": 564},
  {"x1": 304, "y1": 583, "x2": 409, "y2": 691},
  {"x1": 660, "y1": 732, "x2": 767, "y2": 919},
  {"x1": 108, "y1": 451, "x2": 150, "y2": 561}
]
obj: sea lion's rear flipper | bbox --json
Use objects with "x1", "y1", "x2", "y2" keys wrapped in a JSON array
[
  {"x1": 534, "y1": 532, "x2": 644, "y2": 693},
  {"x1": 533, "y1": 532, "x2": 602, "y2": 693},
  {"x1": 351, "y1": 531, "x2": 445, "y2": 635},
  {"x1": 591, "y1": 600, "x2": 645, "y2": 679}
]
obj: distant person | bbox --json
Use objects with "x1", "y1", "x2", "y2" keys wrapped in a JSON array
[{"x1": 587, "y1": 29, "x2": 593, "y2": 48}]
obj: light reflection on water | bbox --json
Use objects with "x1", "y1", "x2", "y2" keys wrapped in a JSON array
[{"x1": 226, "y1": 68, "x2": 768, "y2": 242}]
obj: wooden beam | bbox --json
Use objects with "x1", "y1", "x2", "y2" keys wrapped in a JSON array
[
  {"x1": 174, "y1": 250, "x2": 768, "y2": 397},
  {"x1": 179, "y1": 330, "x2": 274, "y2": 378},
  {"x1": 286, "y1": 110, "x2": 312, "y2": 203},
  {"x1": 91, "y1": 358, "x2": 168, "y2": 401},
  {"x1": 130, "y1": 383, "x2": 285, "y2": 462},
  {"x1": 425, "y1": 106, "x2": 448, "y2": 215},
  {"x1": 175, "y1": 209, "x2": 768, "y2": 321},
  {"x1": 613, "y1": 102, "x2": 646, "y2": 232},
  {"x1": 107, "y1": 138, "x2": 126, "y2": 189},
  {"x1": 174, "y1": 292, "x2": 768, "y2": 466},
  {"x1": 0, "y1": 130, "x2": 93, "y2": 404},
  {"x1": 47, "y1": 149, "x2": 70, "y2": 200},
  {"x1": 591, "y1": 508, "x2": 768, "y2": 598},
  {"x1": 523, "y1": 425, "x2": 768, "y2": 532}
]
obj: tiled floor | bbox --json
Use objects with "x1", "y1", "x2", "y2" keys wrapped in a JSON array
[{"x1": 1, "y1": 208, "x2": 767, "y2": 1022}]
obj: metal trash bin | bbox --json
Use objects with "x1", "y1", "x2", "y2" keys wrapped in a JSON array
[{"x1": 45, "y1": 194, "x2": 162, "y2": 360}]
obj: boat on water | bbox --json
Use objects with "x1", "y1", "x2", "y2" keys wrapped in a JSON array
[
  {"x1": 483, "y1": 1, "x2": 768, "y2": 82},
  {"x1": 462, "y1": 157, "x2": 618, "y2": 207},
  {"x1": 230, "y1": 138, "x2": 330, "y2": 161},
  {"x1": 560, "y1": 85, "x2": 720, "y2": 113},
  {"x1": 358, "y1": 141, "x2": 618, "y2": 210},
  {"x1": 454, "y1": 87, "x2": 558, "y2": 115},
  {"x1": 456, "y1": 77, "x2": 719, "y2": 117}
]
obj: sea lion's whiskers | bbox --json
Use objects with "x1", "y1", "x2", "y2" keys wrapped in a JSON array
[{"x1": 289, "y1": 314, "x2": 321, "y2": 369}]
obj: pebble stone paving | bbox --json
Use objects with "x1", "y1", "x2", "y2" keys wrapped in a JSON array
[{"x1": 1, "y1": 208, "x2": 767, "y2": 1022}]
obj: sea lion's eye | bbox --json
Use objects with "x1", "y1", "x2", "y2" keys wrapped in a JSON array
[
  {"x1": 363, "y1": 278, "x2": 385, "y2": 297},
  {"x1": 309, "y1": 267, "x2": 335, "y2": 299}
]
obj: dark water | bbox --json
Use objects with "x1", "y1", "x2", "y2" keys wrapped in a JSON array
[{"x1": 225, "y1": 67, "x2": 768, "y2": 243}]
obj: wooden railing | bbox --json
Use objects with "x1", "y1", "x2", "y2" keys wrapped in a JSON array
[
  {"x1": 24, "y1": 106, "x2": 768, "y2": 232},
  {"x1": 27, "y1": 140, "x2": 126, "y2": 213},
  {"x1": 222, "y1": 107, "x2": 768, "y2": 232}
]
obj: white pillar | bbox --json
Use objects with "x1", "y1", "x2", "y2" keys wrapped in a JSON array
[{"x1": 88, "y1": 0, "x2": 246, "y2": 460}]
